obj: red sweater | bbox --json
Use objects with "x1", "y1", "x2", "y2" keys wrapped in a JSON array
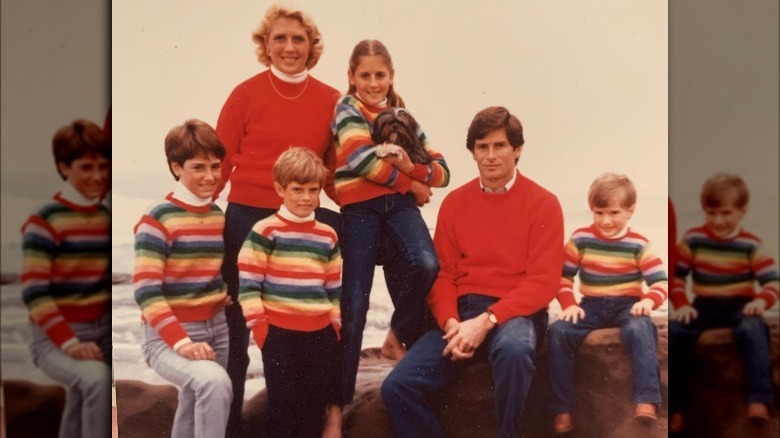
[
  {"x1": 427, "y1": 171, "x2": 565, "y2": 327},
  {"x1": 215, "y1": 70, "x2": 341, "y2": 207}
]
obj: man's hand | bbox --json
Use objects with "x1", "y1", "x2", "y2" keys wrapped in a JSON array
[
  {"x1": 630, "y1": 298, "x2": 655, "y2": 316},
  {"x1": 558, "y1": 305, "x2": 585, "y2": 323},
  {"x1": 442, "y1": 313, "x2": 493, "y2": 361},
  {"x1": 64, "y1": 341, "x2": 103, "y2": 361},
  {"x1": 176, "y1": 341, "x2": 216, "y2": 361},
  {"x1": 408, "y1": 180, "x2": 432, "y2": 206},
  {"x1": 671, "y1": 304, "x2": 698, "y2": 324},
  {"x1": 743, "y1": 298, "x2": 768, "y2": 317}
]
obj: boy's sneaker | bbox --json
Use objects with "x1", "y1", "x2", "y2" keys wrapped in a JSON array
[
  {"x1": 553, "y1": 413, "x2": 574, "y2": 434},
  {"x1": 633, "y1": 403, "x2": 657, "y2": 424}
]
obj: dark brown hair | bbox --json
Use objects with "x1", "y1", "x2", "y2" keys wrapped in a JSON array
[
  {"x1": 466, "y1": 106, "x2": 524, "y2": 153},
  {"x1": 164, "y1": 119, "x2": 226, "y2": 180},
  {"x1": 700, "y1": 173, "x2": 749, "y2": 208},
  {"x1": 52, "y1": 119, "x2": 110, "y2": 180}
]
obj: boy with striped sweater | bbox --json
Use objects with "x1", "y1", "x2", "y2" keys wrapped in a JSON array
[
  {"x1": 22, "y1": 119, "x2": 111, "y2": 438},
  {"x1": 547, "y1": 173, "x2": 668, "y2": 433},
  {"x1": 238, "y1": 147, "x2": 341, "y2": 438},
  {"x1": 133, "y1": 120, "x2": 232, "y2": 438},
  {"x1": 669, "y1": 173, "x2": 779, "y2": 432}
]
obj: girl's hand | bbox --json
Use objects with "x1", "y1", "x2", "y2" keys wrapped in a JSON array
[
  {"x1": 671, "y1": 304, "x2": 698, "y2": 324},
  {"x1": 558, "y1": 305, "x2": 585, "y2": 324},
  {"x1": 176, "y1": 341, "x2": 216, "y2": 361},
  {"x1": 408, "y1": 180, "x2": 432, "y2": 206},
  {"x1": 379, "y1": 144, "x2": 414, "y2": 174},
  {"x1": 743, "y1": 298, "x2": 767, "y2": 317},
  {"x1": 630, "y1": 298, "x2": 655, "y2": 316},
  {"x1": 64, "y1": 341, "x2": 104, "y2": 361}
]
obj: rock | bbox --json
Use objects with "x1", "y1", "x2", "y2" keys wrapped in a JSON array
[
  {"x1": 679, "y1": 316, "x2": 780, "y2": 437},
  {"x1": 114, "y1": 380, "x2": 178, "y2": 438},
  {"x1": 16, "y1": 316, "x2": 778, "y2": 437},
  {"x1": 3, "y1": 379, "x2": 65, "y2": 437}
]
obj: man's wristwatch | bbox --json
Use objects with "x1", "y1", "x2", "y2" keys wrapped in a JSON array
[{"x1": 486, "y1": 311, "x2": 498, "y2": 326}]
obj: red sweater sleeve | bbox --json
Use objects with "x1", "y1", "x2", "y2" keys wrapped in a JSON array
[
  {"x1": 427, "y1": 197, "x2": 462, "y2": 328},
  {"x1": 214, "y1": 86, "x2": 244, "y2": 201},
  {"x1": 487, "y1": 195, "x2": 565, "y2": 323}
]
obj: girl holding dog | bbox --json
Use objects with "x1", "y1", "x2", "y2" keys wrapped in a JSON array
[{"x1": 326, "y1": 39, "x2": 450, "y2": 436}]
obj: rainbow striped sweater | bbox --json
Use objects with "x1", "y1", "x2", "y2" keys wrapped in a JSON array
[
  {"x1": 133, "y1": 193, "x2": 228, "y2": 349},
  {"x1": 21, "y1": 192, "x2": 110, "y2": 349},
  {"x1": 331, "y1": 94, "x2": 450, "y2": 206},
  {"x1": 237, "y1": 210, "x2": 341, "y2": 337},
  {"x1": 556, "y1": 225, "x2": 669, "y2": 310},
  {"x1": 671, "y1": 226, "x2": 780, "y2": 309}
]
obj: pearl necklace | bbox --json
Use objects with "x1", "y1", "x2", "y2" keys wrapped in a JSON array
[{"x1": 269, "y1": 73, "x2": 309, "y2": 100}]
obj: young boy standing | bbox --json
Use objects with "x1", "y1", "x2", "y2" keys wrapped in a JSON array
[
  {"x1": 133, "y1": 119, "x2": 232, "y2": 438},
  {"x1": 21, "y1": 119, "x2": 111, "y2": 438},
  {"x1": 547, "y1": 173, "x2": 668, "y2": 434},
  {"x1": 238, "y1": 147, "x2": 341, "y2": 438},
  {"x1": 669, "y1": 173, "x2": 778, "y2": 432}
]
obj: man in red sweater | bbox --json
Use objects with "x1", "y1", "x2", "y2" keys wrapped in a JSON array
[{"x1": 381, "y1": 106, "x2": 564, "y2": 438}]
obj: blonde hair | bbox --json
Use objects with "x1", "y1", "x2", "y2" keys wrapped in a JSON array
[
  {"x1": 252, "y1": 3, "x2": 324, "y2": 69},
  {"x1": 588, "y1": 173, "x2": 637, "y2": 209},
  {"x1": 273, "y1": 147, "x2": 327, "y2": 188},
  {"x1": 700, "y1": 173, "x2": 749, "y2": 208}
]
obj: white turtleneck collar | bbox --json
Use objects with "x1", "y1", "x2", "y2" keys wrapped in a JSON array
[
  {"x1": 270, "y1": 65, "x2": 309, "y2": 84},
  {"x1": 355, "y1": 92, "x2": 388, "y2": 108},
  {"x1": 60, "y1": 182, "x2": 101, "y2": 206},
  {"x1": 277, "y1": 204, "x2": 314, "y2": 223},
  {"x1": 172, "y1": 181, "x2": 212, "y2": 207}
]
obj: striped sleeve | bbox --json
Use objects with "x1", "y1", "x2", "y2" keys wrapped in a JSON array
[
  {"x1": 237, "y1": 225, "x2": 272, "y2": 329},
  {"x1": 556, "y1": 236, "x2": 580, "y2": 309},
  {"x1": 408, "y1": 127, "x2": 450, "y2": 188},
  {"x1": 637, "y1": 243, "x2": 669, "y2": 308},
  {"x1": 20, "y1": 215, "x2": 77, "y2": 349},
  {"x1": 325, "y1": 242, "x2": 342, "y2": 322},
  {"x1": 133, "y1": 215, "x2": 190, "y2": 349},
  {"x1": 332, "y1": 99, "x2": 413, "y2": 193},
  {"x1": 750, "y1": 245, "x2": 780, "y2": 309}
]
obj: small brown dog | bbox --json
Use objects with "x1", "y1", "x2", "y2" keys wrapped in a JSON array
[{"x1": 372, "y1": 107, "x2": 431, "y2": 164}]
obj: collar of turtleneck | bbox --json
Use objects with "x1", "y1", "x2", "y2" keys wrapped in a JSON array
[
  {"x1": 270, "y1": 65, "x2": 309, "y2": 84},
  {"x1": 277, "y1": 204, "x2": 315, "y2": 223},
  {"x1": 171, "y1": 181, "x2": 211, "y2": 207},
  {"x1": 355, "y1": 92, "x2": 388, "y2": 108},
  {"x1": 60, "y1": 182, "x2": 101, "y2": 206}
]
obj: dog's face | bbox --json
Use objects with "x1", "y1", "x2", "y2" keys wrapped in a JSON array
[{"x1": 372, "y1": 108, "x2": 431, "y2": 164}]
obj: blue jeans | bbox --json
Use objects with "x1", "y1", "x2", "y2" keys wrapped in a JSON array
[
  {"x1": 381, "y1": 294, "x2": 548, "y2": 438},
  {"x1": 221, "y1": 202, "x2": 341, "y2": 437},
  {"x1": 29, "y1": 312, "x2": 111, "y2": 438},
  {"x1": 668, "y1": 296, "x2": 774, "y2": 413},
  {"x1": 335, "y1": 193, "x2": 439, "y2": 405},
  {"x1": 546, "y1": 296, "x2": 661, "y2": 414},
  {"x1": 262, "y1": 325, "x2": 338, "y2": 438},
  {"x1": 142, "y1": 310, "x2": 232, "y2": 438}
]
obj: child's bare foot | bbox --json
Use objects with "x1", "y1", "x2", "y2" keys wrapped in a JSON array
[
  {"x1": 553, "y1": 413, "x2": 573, "y2": 434},
  {"x1": 668, "y1": 412, "x2": 685, "y2": 433},
  {"x1": 747, "y1": 402, "x2": 770, "y2": 423},
  {"x1": 322, "y1": 404, "x2": 343, "y2": 438},
  {"x1": 381, "y1": 329, "x2": 406, "y2": 361},
  {"x1": 633, "y1": 403, "x2": 657, "y2": 425}
]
